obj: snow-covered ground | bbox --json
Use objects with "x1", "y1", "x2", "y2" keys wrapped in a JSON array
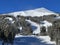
[
  {"x1": 15, "y1": 34, "x2": 56, "y2": 45},
  {"x1": 26, "y1": 19, "x2": 40, "y2": 34},
  {"x1": 4, "y1": 17, "x2": 15, "y2": 24},
  {"x1": 0, "y1": 35, "x2": 56, "y2": 45},
  {"x1": 40, "y1": 20, "x2": 52, "y2": 32},
  {"x1": 37, "y1": 36, "x2": 56, "y2": 44}
]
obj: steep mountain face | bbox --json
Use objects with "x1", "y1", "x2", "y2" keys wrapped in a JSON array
[{"x1": 3, "y1": 7, "x2": 58, "y2": 17}]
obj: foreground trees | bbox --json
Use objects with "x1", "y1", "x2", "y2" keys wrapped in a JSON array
[{"x1": 0, "y1": 17, "x2": 19, "y2": 45}]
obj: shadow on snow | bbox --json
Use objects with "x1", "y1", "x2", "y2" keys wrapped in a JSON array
[{"x1": 0, "y1": 37, "x2": 55, "y2": 45}]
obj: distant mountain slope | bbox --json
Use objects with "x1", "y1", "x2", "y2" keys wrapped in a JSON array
[{"x1": 3, "y1": 7, "x2": 58, "y2": 17}]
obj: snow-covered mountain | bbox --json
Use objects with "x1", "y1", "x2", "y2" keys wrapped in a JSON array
[
  {"x1": 0, "y1": 7, "x2": 56, "y2": 45},
  {"x1": 3, "y1": 7, "x2": 58, "y2": 17}
]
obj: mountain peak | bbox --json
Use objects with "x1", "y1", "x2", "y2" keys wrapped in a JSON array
[{"x1": 35, "y1": 7, "x2": 55, "y2": 13}]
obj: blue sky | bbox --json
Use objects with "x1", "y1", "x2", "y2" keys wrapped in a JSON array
[{"x1": 0, "y1": 0, "x2": 60, "y2": 14}]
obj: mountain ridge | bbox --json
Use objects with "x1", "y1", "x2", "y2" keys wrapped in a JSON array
[{"x1": 2, "y1": 7, "x2": 58, "y2": 17}]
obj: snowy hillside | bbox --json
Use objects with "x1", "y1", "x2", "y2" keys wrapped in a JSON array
[
  {"x1": 3, "y1": 7, "x2": 58, "y2": 17},
  {"x1": 0, "y1": 7, "x2": 57, "y2": 45}
]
